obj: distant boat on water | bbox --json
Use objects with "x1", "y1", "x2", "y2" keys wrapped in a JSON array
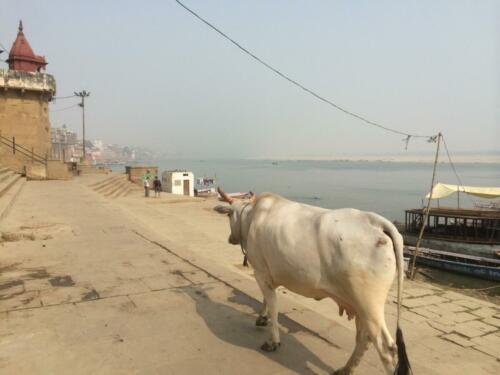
[{"x1": 195, "y1": 176, "x2": 217, "y2": 197}]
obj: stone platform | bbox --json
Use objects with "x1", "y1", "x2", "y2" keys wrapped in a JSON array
[{"x1": 0, "y1": 174, "x2": 498, "y2": 374}]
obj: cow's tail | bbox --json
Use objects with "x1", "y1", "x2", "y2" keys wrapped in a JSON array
[{"x1": 381, "y1": 221, "x2": 412, "y2": 375}]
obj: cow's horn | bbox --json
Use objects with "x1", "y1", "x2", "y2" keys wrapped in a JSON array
[
  {"x1": 249, "y1": 191, "x2": 256, "y2": 203},
  {"x1": 217, "y1": 187, "x2": 234, "y2": 204}
]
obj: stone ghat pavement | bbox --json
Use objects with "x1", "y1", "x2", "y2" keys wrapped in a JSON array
[
  {"x1": 398, "y1": 286, "x2": 500, "y2": 358},
  {"x1": 0, "y1": 175, "x2": 498, "y2": 374}
]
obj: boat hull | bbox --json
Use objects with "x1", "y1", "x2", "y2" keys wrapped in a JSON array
[
  {"x1": 404, "y1": 234, "x2": 498, "y2": 259},
  {"x1": 404, "y1": 247, "x2": 500, "y2": 282}
]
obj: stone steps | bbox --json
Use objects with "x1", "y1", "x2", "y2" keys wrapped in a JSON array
[
  {"x1": 104, "y1": 179, "x2": 130, "y2": 197},
  {"x1": 0, "y1": 172, "x2": 22, "y2": 199},
  {"x1": 0, "y1": 167, "x2": 10, "y2": 176},
  {"x1": 91, "y1": 174, "x2": 140, "y2": 199},
  {"x1": 0, "y1": 168, "x2": 26, "y2": 221},
  {"x1": 117, "y1": 184, "x2": 142, "y2": 199},
  {"x1": 98, "y1": 177, "x2": 128, "y2": 196},
  {"x1": 93, "y1": 176, "x2": 126, "y2": 193},
  {"x1": 0, "y1": 169, "x2": 14, "y2": 184},
  {"x1": 88, "y1": 174, "x2": 124, "y2": 189},
  {"x1": 108, "y1": 178, "x2": 143, "y2": 199}
]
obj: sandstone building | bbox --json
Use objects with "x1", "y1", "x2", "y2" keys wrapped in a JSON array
[{"x1": 0, "y1": 21, "x2": 56, "y2": 173}]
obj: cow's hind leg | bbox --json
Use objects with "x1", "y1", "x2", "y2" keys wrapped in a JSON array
[
  {"x1": 255, "y1": 274, "x2": 280, "y2": 352},
  {"x1": 333, "y1": 317, "x2": 370, "y2": 375},
  {"x1": 256, "y1": 300, "x2": 268, "y2": 327},
  {"x1": 365, "y1": 318, "x2": 397, "y2": 375}
]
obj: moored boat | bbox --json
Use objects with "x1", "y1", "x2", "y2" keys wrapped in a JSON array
[
  {"x1": 404, "y1": 245, "x2": 500, "y2": 282},
  {"x1": 404, "y1": 182, "x2": 500, "y2": 279},
  {"x1": 195, "y1": 176, "x2": 217, "y2": 197}
]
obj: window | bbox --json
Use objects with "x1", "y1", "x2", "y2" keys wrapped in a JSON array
[{"x1": 174, "y1": 180, "x2": 181, "y2": 186}]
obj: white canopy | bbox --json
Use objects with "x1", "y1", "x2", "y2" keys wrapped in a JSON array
[{"x1": 426, "y1": 183, "x2": 500, "y2": 200}]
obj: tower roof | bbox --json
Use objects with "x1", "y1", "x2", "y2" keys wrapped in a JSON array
[{"x1": 7, "y1": 20, "x2": 47, "y2": 72}]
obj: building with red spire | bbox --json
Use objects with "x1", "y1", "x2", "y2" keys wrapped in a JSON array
[
  {"x1": 6, "y1": 21, "x2": 47, "y2": 72},
  {"x1": 0, "y1": 20, "x2": 57, "y2": 177}
]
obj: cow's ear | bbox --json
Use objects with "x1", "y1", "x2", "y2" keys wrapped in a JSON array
[{"x1": 214, "y1": 205, "x2": 233, "y2": 215}]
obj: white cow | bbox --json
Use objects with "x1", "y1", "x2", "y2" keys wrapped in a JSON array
[{"x1": 218, "y1": 188, "x2": 411, "y2": 375}]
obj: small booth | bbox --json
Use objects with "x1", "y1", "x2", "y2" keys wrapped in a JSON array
[{"x1": 162, "y1": 170, "x2": 194, "y2": 197}]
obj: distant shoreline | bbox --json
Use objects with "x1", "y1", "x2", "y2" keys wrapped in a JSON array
[
  {"x1": 249, "y1": 154, "x2": 500, "y2": 164},
  {"x1": 99, "y1": 154, "x2": 500, "y2": 165}
]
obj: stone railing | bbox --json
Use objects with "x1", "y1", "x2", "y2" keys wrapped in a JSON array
[{"x1": 0, "y1": 69, "x2": 56, "y2": 95}]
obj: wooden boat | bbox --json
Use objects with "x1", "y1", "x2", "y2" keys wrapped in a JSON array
[
  {"x1": 403, "y1": 182, "x2": 500, "y2": 280},
  {"x1": 404, "y1": 206, "x2": 500, "y2": 258},
  {"x1": 405, "y1": 246, "x2": 500, "y2": 282},
  {"x1": 195, "y1": 187, "x2": 217, "y2": 198},
  {"x1": 404, "y1": 183, "x2": 500, "y2": 259},
  {"x1": 195, "y1": 177, "x2": 217, "y2": 197}
]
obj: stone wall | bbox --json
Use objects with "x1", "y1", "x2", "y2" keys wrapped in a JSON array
[
  {"x1": 0, "y1": 90, "x2": 51, "y2": 157},
  {"x1": 0, "y1": 69, "x2": 55, "y2": 172},
  {"x1": 46, "y1": 160, "x2": 72, "y2": 180}
]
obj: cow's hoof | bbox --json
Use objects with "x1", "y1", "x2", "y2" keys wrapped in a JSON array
[
  {"x1": 260, "y1": 341, "x2": 280, "y2": 352},
  {"x1": 255, "y1": 315, "x2": 268, "y2": 327}
]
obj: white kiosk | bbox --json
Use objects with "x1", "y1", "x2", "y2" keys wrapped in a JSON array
[{"x1": 162, "y1": 170, "x2": 194, "y2": 197}]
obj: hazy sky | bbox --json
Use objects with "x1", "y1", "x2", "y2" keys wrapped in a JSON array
[{"x1": 1, "y1": 1, "x2": 498, "y2": 158}]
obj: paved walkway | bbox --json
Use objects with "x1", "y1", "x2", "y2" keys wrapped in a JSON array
[{"x1": 0, "y1": 175, "x2": 499, "y2": 374}]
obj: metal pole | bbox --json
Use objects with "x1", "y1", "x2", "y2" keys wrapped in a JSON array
[
  {"x1": 409, "y1": 132, "x2": 442, "y2": 279},
  {"x1": 74, "y1": 90, "x2": 90, "y2": 163},
  {"x1": 82, "y1": 95, "x2": 86, "y2": 160}
]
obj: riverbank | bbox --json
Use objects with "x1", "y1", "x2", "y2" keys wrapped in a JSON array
[
  {"x1": 246, "y1": 152, "x2": 500, "y2": 163},
  {"x1": 0, "y1": 173, "x2": 499, "y2": 374}
]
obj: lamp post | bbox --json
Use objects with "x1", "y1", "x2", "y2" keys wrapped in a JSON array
[{"x1": 74, "y1": 90, "x2": 90, "y2": 162}]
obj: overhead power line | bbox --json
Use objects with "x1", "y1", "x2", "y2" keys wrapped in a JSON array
[
  {"x1": 0, "y1": 40, "x2": 8, "y2": 54},
  {"x1": 52, "y1": 94, "x2": 77, "y2": 100},
  {"x1": 175, "y1": 0, "x2": 435, "y2": 140},
  {"x1": 441, "y1": 134, "x2": 476, "y2": 206},
  {"x1": 49, "y1": 104, "x2": 79, "y2": 113}
]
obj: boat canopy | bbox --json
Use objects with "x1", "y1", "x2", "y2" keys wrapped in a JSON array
[{"x1": 426, "y1": 183, "x2": 500, "y2": 200}]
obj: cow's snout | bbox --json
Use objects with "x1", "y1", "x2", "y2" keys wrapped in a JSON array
[{"x1": 228, "y1": 235, "x2": 239, "y2": 245}]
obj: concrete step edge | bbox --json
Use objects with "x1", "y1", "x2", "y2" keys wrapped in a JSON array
[
  {"x1": 98, "y1": 178, "x2": 128, "y2": 195},
  {"x1": 0, "y1": 167, "x2": 11, "y2": 176},
  {"x1": 104, "y1": 180, "x2": 132, "y2": 198},
  {"x1": 112, "y1": 181, "x2": 138, "y2": 198},
  {"x1": 93, "y1": 177, "x2": 127, "y2": 192},
  {"x1": 0, "y1": 170, "x2": 14, "y2": 184},
  {"x1": 0, "y1": 177, "x2": 26, "y2": 221},
  {"x1": 0, "y1": 173, "x2": 22, "y2": 199},
  {"x1": 89, "y1": 175, "x2": 126, "y2": 189}
]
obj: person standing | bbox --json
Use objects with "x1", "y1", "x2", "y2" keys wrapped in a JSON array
[
  {"x1": 153, "y1": 176, "x2": 162, "y2": 198},
  {"x1": 143, "y1": 169, "x2": 152, "y2": 198},
  {"x1": 143, "y1": 176, "x2": 150, "y2": 198}
]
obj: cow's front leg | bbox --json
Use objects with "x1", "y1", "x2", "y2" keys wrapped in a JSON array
[{"x1": 255, "y1": 275, "x2": 280, "y2": 352}]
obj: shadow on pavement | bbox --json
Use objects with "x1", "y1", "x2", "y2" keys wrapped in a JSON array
[{"x1": 180, "y1": 285, "x2": 335, "y2": 375}]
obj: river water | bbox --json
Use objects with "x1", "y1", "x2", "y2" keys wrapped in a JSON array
[{"x1": 153, "y1": 159, "x2": 500, "y2": 221}]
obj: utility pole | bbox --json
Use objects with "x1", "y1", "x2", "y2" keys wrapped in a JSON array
[{"x1": 74, "y1": 90, "x2": 90, "y2": 162}]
